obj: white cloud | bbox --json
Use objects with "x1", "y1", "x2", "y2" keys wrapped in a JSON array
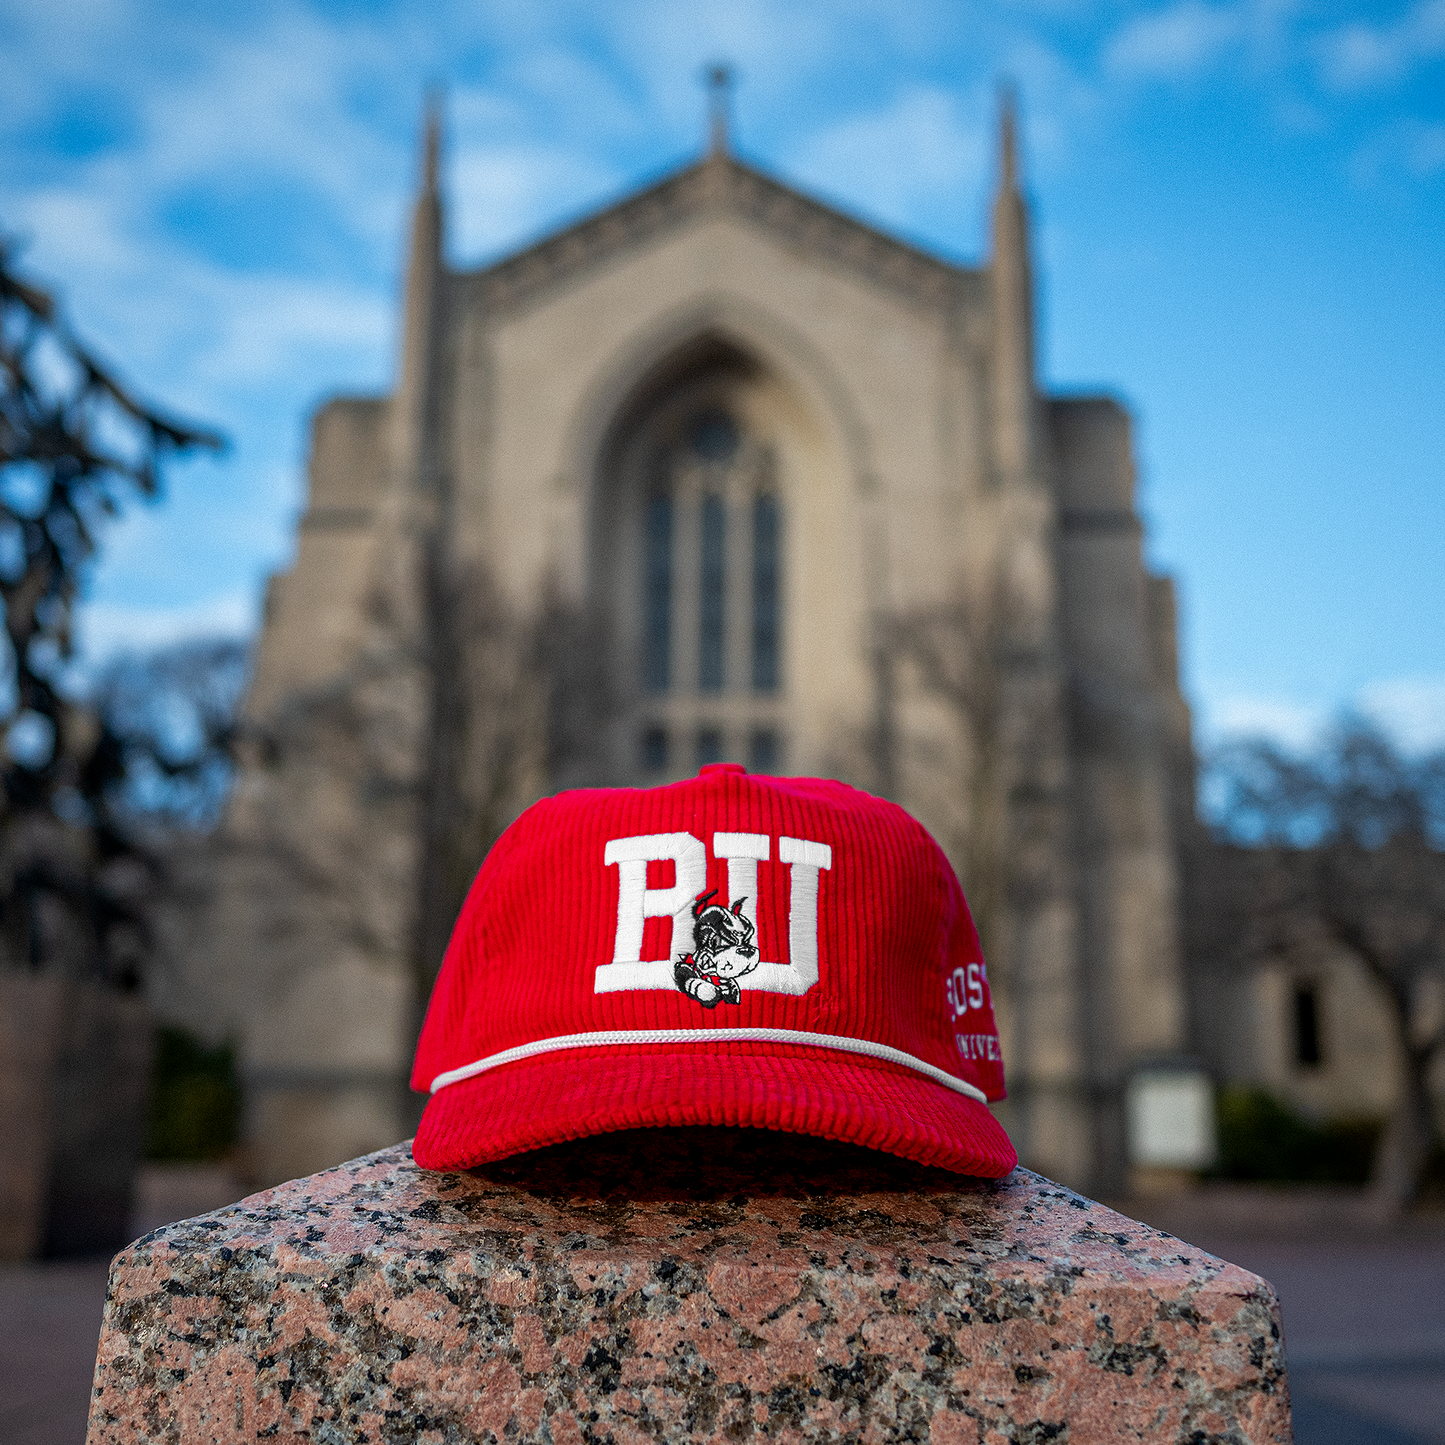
[
  {"x1": 13, "y1": 180, "x2": 392, "y2": 404},
  {"x1": 787, "y1": 86, "x2": 990, "y2": 234},
  {"x1": 77, "y1": 591, "x2": 257, "y2": 666},
  {"x1": 192, "y1": 275, "x2": 392, "y2": 389},
  {"x1": 1318, "y1": 0, "x2": 1445, "y2": 90},
  {"x1": 502, "y1": 49, "x2": 648, "y2": 144},
  {"x1": 1204, "y1": 694, "x2": 1326, "y2": 750},
  {"x1": 1104, "y1": 1, "x2": 1242, "y2": 79},
  {"x1": 0, "y1": 0, "x2": 137, "y2": 128},
  {"x1": 1357, "y1": 677, "x2": 1445, "y2": 753},
  {"x1": 0, "y1": 4, "x2": 418, "y2": 419},
  {"x1": 1202, "y1": 676, "x2": 1445, "y2": 756},
  {"x1": 449, "y1": 137, "x2": 623, "y2": 262},
  {"x1": 611, "y1": 0, "x2": 838, "y2": 129},
  {"x1": 133, "y1": 10, "x2": 418, "y2": 249}
]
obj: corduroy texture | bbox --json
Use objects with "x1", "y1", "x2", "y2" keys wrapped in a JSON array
[{"x1": 412, "y1": 765, "x2": 1016, "y2": 1177}]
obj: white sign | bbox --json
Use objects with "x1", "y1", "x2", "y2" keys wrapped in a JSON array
[{"x1": 1126, "y1": 1068, "x2": 1217, "y2": 1169}]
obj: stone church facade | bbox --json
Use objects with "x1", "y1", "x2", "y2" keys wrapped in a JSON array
[{"x1": 213, "y1": 100, "x2": 1199, "y2": 1195}]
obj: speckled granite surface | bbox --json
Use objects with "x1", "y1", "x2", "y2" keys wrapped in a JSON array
[{"x1": 86, "y1": 1130, "x2": 1291, "y2": 1444}]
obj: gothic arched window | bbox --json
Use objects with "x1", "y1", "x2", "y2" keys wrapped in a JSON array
[{"x1": 634, "y1": 402, "x2": 783, "y2": 776}]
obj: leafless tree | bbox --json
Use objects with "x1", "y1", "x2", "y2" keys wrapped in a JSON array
[
  {"x1": 239, "y1": 605, "x2": 429, "y2": 977},
  {"x1": 411, "y1": 558, "x2": 615, "y2": 1014},
  {"x1": 1210, "y1": 721, "x2": 1445, "y2": 1211},
  {"x1": 412, "y1": 559, "x2": 538, "y2": 1004},
  {"x1": 880, "y1": 578, "x2": 1057, "y2": 977},
  {"x1": 92, "y1": 638, "x2": 249, "y2": 833}
]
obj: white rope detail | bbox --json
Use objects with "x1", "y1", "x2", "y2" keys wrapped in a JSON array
[{"x1": 429, "y1": 1028, "x2": 988, "y2": 1104}]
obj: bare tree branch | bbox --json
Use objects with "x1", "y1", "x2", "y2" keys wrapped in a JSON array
[{"x1": 1209, "y1": 719, "x2": 1445, "y2": 1210}]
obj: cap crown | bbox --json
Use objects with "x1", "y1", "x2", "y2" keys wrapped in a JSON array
[{"x1": 413, "y1": 767, "x2": 1006, "y2": 1107}]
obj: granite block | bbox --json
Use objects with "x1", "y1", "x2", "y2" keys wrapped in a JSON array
[{"x1": 87, "y1": 1130, "x2": 1291, "y2": 1444}]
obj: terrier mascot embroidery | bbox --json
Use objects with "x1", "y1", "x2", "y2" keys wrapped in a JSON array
[{"x1": 674, "y1": 890, "x2": 759, "y2": 1007}]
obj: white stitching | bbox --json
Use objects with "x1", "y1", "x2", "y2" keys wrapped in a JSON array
[{"x1": 429, "y1": 1028, "x2": 988, "y2": 1104}]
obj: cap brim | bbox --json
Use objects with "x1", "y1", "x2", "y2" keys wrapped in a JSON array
[{"x1": 413, "y1": 1041, "x2": 1017, "y2": 1178}]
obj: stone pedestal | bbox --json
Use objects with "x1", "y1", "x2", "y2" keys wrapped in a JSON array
[{"x1": 87, "y1": 1131, "x2": 1292, "y2": 1443}]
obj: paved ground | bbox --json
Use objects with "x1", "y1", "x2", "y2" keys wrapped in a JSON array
[
  {"x1": 1205, "y1": 1240, "x2": 1443, "y2": 1445},
  {"x1": 2, "y1": 1172, "x2": 1442, "y2": 1444},
  {"x1": 0, "y1": 1164, "x2": 244, "y2": 1445},
  {"x1": 0, "y1": 1254, "x2": 113, "y2": 1445},
  {"x1": 1128, "y1": 1188, "x2": 1445, "y2": 1445}
]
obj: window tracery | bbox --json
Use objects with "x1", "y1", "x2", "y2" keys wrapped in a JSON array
[{"x1": 632, "y1": 400, "x2": 783, "y2": 776}]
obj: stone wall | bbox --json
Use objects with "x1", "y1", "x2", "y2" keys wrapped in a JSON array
[{"x1": 0, "y1": 974, "x2": 151, "y2": 1259}]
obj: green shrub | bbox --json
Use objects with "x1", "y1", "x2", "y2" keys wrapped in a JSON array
[
  {"x1": 146, "y1": 1026, "x2": 241, "y2": 1162},
  {"x1": 1317, "y1": 1115, "x2": 1385, "y2": 1185},
  {"x1": 1212, "y1": 1086, "x2": 1382, "y2": 1185}
]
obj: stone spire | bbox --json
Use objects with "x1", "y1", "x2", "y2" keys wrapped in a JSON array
[
  {"x1": 391, "y1": 92, "x2": 445, "y2": 486},
  {"x1": 706, "y1": 63, "x2": 733, "y2": 158},
  {"x1": 989, "y1": 85, "x2": 1036, "y2": 485}
]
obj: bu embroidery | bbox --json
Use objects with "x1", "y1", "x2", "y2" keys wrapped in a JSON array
[{"x1": 598, "y1": 831, "x2": 833, "y2": 999}]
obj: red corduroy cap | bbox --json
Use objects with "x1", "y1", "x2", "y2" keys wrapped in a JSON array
[{"x1": 411, "y1": 765, "x2": 1017, "y2": 1177}]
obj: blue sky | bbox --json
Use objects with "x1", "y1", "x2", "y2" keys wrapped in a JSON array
[{"x1": 2, "y1": 0, "x2": 1442, "y2": 751}]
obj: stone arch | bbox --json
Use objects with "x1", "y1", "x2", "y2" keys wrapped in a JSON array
[
  {"x1": 565, "y1": 290, "x2": 876, "y2": 512},
  {"x1": 575, "y1": 294, "x2": 875, "y2": 783}
]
